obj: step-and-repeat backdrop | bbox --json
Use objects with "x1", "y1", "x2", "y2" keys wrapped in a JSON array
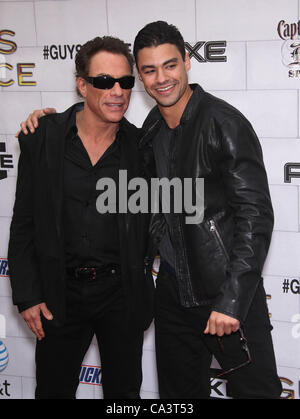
[{"x1": 0, "y1": 0, "x2": 300, "y2": 399}]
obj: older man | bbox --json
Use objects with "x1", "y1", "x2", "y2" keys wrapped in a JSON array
[{"x1": 9, "y1": 36, "x2": 153, "y2": 399}]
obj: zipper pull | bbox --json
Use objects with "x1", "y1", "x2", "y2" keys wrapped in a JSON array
[{"x1": 209, "y1": 219, "x2": 216, "y2": 232}]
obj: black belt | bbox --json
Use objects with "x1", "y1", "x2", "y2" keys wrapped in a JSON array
[{"x1": 66, "y1": 264, "x2": 121, "y2": 281}]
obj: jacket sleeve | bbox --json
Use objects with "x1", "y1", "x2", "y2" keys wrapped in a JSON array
[
  {"x1": 211, "y1": 115, "x2": 274, "y2": 323},
  {"x1": 8, "y1": 133, "x2": 43, "y2": 307}
]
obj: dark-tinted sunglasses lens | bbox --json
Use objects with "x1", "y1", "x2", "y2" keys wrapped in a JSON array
[
  {"x1": 86, "y1": 75, "x2": 135, "y2": 89},
  {"x1": 118, "y1": 76, "x2": 135, "y2": 89}
]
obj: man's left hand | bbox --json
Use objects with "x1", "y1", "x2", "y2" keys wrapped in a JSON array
[{"x1": 204, "y1": 311, "x2": 240, "y2": 336}]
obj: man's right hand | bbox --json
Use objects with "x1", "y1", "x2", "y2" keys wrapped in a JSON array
[
  {"x1": 16, "y1": 107, "x2": 57, "y2": 137},
  {"x1": 21, "y1": 302, "x2": 53, "y2": 340}
]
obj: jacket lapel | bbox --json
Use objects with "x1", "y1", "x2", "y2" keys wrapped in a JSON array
[
  {"x1": 43, "y1": 104, "x2": 80, "y2": 240},
  {"x1": 118, "y1": 123, "x2": 135, "y2": 236},
  {"x1": 117, "y1": 121, "x2": 141, "y2": 270},
  {"x1": 44, "y1": 118, "x2": 65, "y2": 240}
]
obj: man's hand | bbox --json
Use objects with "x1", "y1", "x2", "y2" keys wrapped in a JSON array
[
  {"x1": 204, "y1": 311, "x2": 240, "y2": 337},
  {"x1": 21, "y1": 302, "x2": 53, "y2": 340},
  {"x1": 15, "y1": 107, "x2": 57, "y2": 137}
]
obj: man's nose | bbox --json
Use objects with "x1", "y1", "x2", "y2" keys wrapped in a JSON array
[
  {"x1": 156, "y1": 68, "x2": 168, "y2": 84},
  {"x1": 110, "y1": 81, "x2": 123, "y2": 96}
]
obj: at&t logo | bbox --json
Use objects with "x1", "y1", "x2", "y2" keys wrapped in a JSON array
[{"x1": 0, "y1": 341, "x2": 9, "y2": 373}]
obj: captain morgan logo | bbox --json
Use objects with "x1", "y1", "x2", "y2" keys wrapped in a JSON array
[{"x1": 277, "y1": 20, "x2": 300, "y2": 78}]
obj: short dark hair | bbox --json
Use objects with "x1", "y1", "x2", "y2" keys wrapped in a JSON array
[
  {"x1": 133, "y1": 21, "x2": 186, "y2": 66},
  {"x1": 75, "y1": 36, "x2": 134, "y2": 79}
]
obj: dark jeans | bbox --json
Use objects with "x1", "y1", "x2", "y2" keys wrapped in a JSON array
[
  {"x1": 35, "y1": 270, "x2": 143, "y2": 399},
  {"x1": 155, "y1": 264, "x2": 282, "y2": 399}
]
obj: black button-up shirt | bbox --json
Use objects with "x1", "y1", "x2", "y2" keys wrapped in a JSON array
[
  {"x1": 152, "y1": 121, "x2": 177, "y2": 269},
  {"x1": 63, "y1": 106, "x2": 121, "y2": 268}
]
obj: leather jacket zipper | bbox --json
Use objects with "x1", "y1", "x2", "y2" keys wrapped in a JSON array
[
  {"x1": 139, "y1": 120, "x2": 161, "y2": 148},
  {"x1": 209, "y1": 219, "x2": 229, "y2": 262}
]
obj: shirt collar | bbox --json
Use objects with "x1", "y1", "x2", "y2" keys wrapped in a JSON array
[
  {"x1": 65, "y1": 102, "x2": 123, "y2": 146},
  {"x1": 143, "y1": 84, "x2": 204, "y2": 136},
  {"x1": 65, "y1": 102, "x2": 83, "y2": 143},
  {"x1": 179, "y1": 84, "x2": 204, "y2": 125}
]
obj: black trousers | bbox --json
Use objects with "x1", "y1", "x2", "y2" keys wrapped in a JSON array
[
  {"x1": 155, "y1": 264, "x2": 283, "y2": 399},
  {"x1": 35, "y1": 270, "x2": 143, "y2": 399}
]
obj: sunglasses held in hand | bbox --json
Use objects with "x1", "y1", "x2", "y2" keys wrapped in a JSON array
[
  {"x1": 84, "y1": 75, "x2": 135, "y2": 90},
  {"x1": 214, "y1": 328, "x2": 252, "y2": 379}
]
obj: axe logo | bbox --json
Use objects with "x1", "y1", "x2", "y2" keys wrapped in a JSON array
[
  {"x1": 284, "y1": 162, "x2": 300, "y2": 183},
  {"x1": 210, "y1": 368, "x2": 230, "y2": 399},
  {"x1": 184, "y1": 41, "x2": 227, "y2": 63},
  {"x1": 0, "y1": 142, "x2": 13, "y2": 181}
]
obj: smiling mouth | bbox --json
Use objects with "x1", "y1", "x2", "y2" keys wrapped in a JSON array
[
  {"x1": 155, "y1": 83, "x2": 176, "y2": 94},
  {"x1": 106, "y1": 103, "x2": 124, "y2": 108}
]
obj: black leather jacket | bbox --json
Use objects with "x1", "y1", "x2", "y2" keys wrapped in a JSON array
[{"x1": 140, "y1": 84, "x2": 273, "y2": 323}]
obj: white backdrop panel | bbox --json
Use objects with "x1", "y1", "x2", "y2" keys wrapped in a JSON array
[
  {"x1": 247, "y1": 41, "x2": 300, "y2": 90},
  {"x1": 0, "y1": 92, "x2": 42, "y2": 134},
  {"x1": 0, "y1": 218, "x2": 10, "y2": 257},
  {"x1": 107, "y1": 0, "x2": 197, "y2": 45},
  {"x1": 210, "y1": 90, "x2": 299, "y2": 138},
  {"x1": 273, "y1": 321, "x2": 300, "y2": 369},
  {"x1": 264, "y1": 275, "x2": 300, "y2": 322},
  {"x1": 264, "y1": 232, "x2": 300, "y2": 277},
  {"x1": 261, "y1": 139, "x2": 300, "y2": 186},
  {"x1": 189, "y1": 42, "x2": 246, "y2": 91},
  {"x1": 195, "y1": 0, "x2": 299, "y2": 41},
  {"x1": 269, "y1": 185, "x2": 299, "y2": 232},
  {"x1": 0, "y1": 2, "x2": 36, "y2": 47},
  {"x1": 35, "y1": 0, "x2": 108, "y2": 45}
]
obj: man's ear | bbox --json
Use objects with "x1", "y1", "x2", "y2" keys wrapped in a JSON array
[
  {"x1": 135, "y1": 61, "x2": 143, "y2": 82},
  {"x1": 76, "y1": 77, "x2": 87, "y2": 98},
  {"x1": 136, "y1": 67, "x2": 143, "y2": 82},
  {"x1": 184, "y1": 51, "x2": 191, "y2": 72}
]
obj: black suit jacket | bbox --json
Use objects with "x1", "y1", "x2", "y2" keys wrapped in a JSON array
[{"x1": 8, "y1": 104, "x2": 154, "y2": 329}]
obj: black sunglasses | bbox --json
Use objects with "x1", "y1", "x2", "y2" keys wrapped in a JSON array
[
  {"x1": 215, "y1": 328, "x2": 252, "y2": 379},
  {"x1": 84, "y1": 75, "x2": 135, "y2": 90}
]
